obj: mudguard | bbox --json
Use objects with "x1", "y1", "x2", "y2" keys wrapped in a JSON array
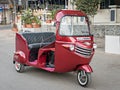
[
  {"x1": 13, "y1": 51, "x2": 26, "y2": 64},
  {"x1": 76, "y1": 65, "x2": 93, "y2": 73}
]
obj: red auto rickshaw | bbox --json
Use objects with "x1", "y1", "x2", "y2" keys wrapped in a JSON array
[{"x1": 13, "y1": 10, "x2": 96, "y2": 87}]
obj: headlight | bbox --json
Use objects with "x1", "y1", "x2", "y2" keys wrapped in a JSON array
[
  {"x1": 84, "y1": 42, "x2": 91, "y2": 46},
  {"x1": 69, "y1": 45, "x2": 74, "y2": 51},
  {"x1": 93, "y1": 43, "x2": 97, "y2": 49}
]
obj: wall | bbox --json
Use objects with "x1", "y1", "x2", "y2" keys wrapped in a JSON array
[
  {"x1": 91, "y1": 25, "x2": 120, "y2": 48},
  {"x1": 94, "y1": 8, "x2": 120, "y2": 24},
  {"x1": 94, "y1": 9, "x2": 110, "y2": 24},
  {"x1": 117, "y1": 9, "x2": 120, "y2": 22},
  {"x1": 93, "y1": 8, "x2": 120, "y2": 48}
]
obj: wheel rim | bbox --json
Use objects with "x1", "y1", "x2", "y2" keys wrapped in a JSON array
[
  {"x1": 78, "y1": 70, "x2": 88, "y2": 86},
  {"x1": 15, "y1": 61, "x2": 21, "y2": 71}
]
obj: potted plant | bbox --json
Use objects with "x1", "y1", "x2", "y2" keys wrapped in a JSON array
[
  {"x1": 22, "y1": 9, "x2": 41, "y2": 28},
  {"x1": 31, "y1": 16, "x2": 41, "y2": 28},
  {"x1": 51, "y1": 10, "x2": 57, "y2": 20},
  {"x1": 49, "y1": 10, "x2": 57, "y2": 25},
  {"x1": 21, "y1": 9, "x2": 33, "y2": 28}
]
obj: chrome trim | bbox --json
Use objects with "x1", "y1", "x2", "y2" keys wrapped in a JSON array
[{"x1": 75, "y1": 46, "x2": 92, "y2": 57}]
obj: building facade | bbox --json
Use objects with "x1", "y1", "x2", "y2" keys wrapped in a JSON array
[
  {"x1": 0, "y1": 0, "x2": 13, "y2": 24},
  {"x1": 68, "y1": 0, "x2": 120, "y2": 24},
  {"x1": 15, "y1": 0, "x2": 68, "y2": 11},
  {"x1": 95, "y1": 0, "x2": 120, "y2": 24},
  {"x1": 1, "y1": 0, "x2": 120, "y2": 24}
]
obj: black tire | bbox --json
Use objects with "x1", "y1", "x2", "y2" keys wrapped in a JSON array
[
  {"x1": 15, "y1": 61, "x2": 25, "y2": 73},
  {"x1": 77, "y1": 70, "x2": 91, "y2": 87}
]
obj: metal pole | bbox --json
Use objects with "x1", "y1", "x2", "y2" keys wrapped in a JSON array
[
  {"x1": 26, "y1": 0, "x2": 28, "y2": 10},
  {"x1": 65, "y1": 0, "x2": 66, "y2": 9},
  {"x1": 65, "y1": 0, "x2": 67, "y2": 9},
  {"x1": 109, "y1": 0, "x2": 111, "y2": 6},
  {"x1": 4, "y1": 4, "x2": 6, "y2": 24},
  {"x1": 13, "y1": 0, "x2": 16, "y2": 23},
  {"x1": 43, "y1": 0, "x2": 45, "y2": 9}
]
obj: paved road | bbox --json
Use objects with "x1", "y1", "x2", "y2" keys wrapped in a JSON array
[{"x1": 0, "y1": 29, "x2": 120, "y2": 90}]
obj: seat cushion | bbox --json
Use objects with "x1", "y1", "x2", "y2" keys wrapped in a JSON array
[
  {"x1": 21, "y1": 32, "x2": 55, "y2": 44},
  {"x1": 28, "y1": 43, "x2": 50, "y2": 50}
]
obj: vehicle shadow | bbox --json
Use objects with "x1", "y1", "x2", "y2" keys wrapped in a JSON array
[
  {"x1": 22, "y1": 66, "x2": 96, "y2": 88},
  {"x1": 25, "y1": 66, "x2": 76, "y2": 83}
]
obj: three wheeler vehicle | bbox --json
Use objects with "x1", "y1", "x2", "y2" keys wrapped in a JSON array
[{"x1": 13, "y1": 10, "x2": 96, "y2": 87}]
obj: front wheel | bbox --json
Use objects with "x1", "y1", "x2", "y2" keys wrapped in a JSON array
[
  {"x1": 77, "y1": 70, "x2": 91, "y2": 87},
  {"x1": 15, "y1": 61, "x2": 25, "y2": 73}
]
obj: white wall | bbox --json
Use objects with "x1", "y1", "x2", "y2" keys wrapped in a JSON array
[
  {"x1": 94, "y1": 8, "x2": 120, "y2": 24},
  {"x1": 94, "y1": 9, "x2": 110, "y2": 23},
  {"x1": 105, "y1": 35, "x2": 120, "y2": 54},
  {"x1": 117, "y1": 9, "x2": 120, "y2": 23}
]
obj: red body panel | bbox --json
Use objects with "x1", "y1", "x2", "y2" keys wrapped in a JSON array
[
  {"x1": 54, "y1": 38, "x2": 94, "y2": 73},
  {"x1": 55, "y1": 10, "x2": 87, "y2": 22},
  {"x1": 14, "y1": 10, "x2": 94, "y2": 73},
  {"x1": 14, "y1": 51, "x2": 26, "y2": 63},
  {"x1": 14, "y1": 33, "x2": 30, "y2": 63},
  {"x1": 76, "y1": 65, "x2": 93, "y2": 73}
]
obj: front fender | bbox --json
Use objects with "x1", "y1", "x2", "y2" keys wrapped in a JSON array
[
  {"x1": 76, "y1": 65, "x2": 93, "y2": 73},
  {"x1": 13, "y1": 51, "x2": 26, "y2": 64}
]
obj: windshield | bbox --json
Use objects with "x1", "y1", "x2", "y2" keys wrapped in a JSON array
[{"x1": 59, "y1": 16, "x2": 90, "y2": 36}]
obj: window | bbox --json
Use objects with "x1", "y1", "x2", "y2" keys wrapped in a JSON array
[
  {"x1": 59, "y1": 16, "x2": 89, "y2": 36},
  {"x1": 100, "y1": 0, "x2": 116, "y2": 9},
  {"x1": 27, "y1": 0, "x2": 68, "y2": 9},
  {"x1": 110, "y1": 10, "x2": 115, "y2": 21},
  {"x1": 100, "y1": 0, "x2": 110, "y2": 9}
]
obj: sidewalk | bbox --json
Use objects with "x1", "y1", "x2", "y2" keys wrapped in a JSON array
[{"x1": 0, "y1": 24, "x2": 12, "y2": 30}]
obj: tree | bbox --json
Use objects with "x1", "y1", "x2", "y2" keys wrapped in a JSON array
[
  {"x1": 75, "y1": 0, "x2": 103, "y2": 29},
  {"x1": 75, "y1": 0, "x2": 102, "y2": 17}
]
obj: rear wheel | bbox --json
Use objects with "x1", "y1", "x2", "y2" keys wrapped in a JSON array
[
  {"x1": 15, "y1": 61, "x2": 25, "y2": 73},
  {"x1": 77, "y1": 70, "x2": 91, "y2": 87}
]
